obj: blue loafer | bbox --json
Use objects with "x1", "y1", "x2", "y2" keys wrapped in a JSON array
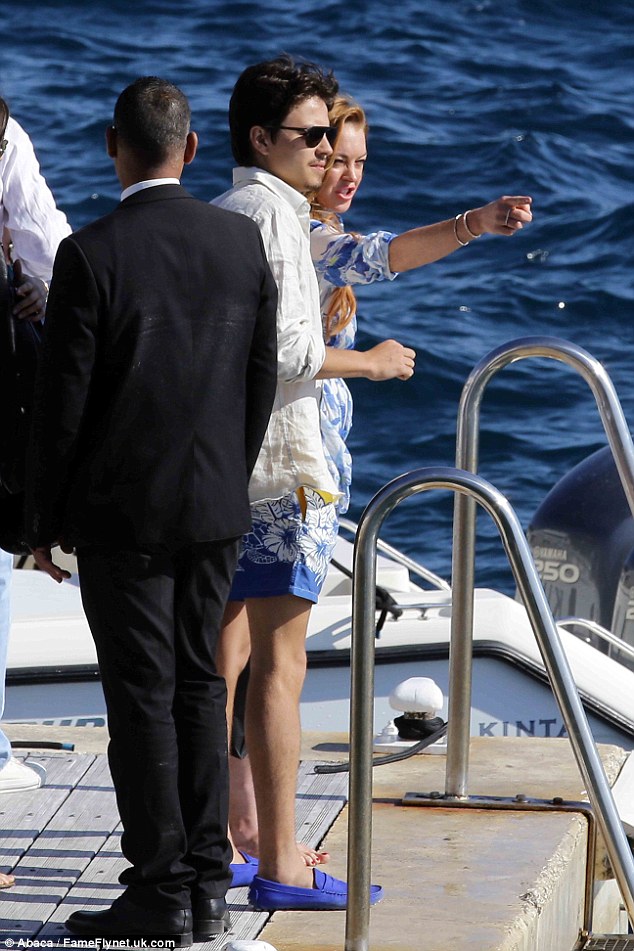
[
  {"x1": 248, "y1": 868, "x2": 384, "y2": 910},
  {"x1": 229, "y1": 851, "x2": 259, "y2": 888}
]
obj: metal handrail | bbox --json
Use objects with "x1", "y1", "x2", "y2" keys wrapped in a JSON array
[
  {"x1": 448, "y1": 337, "x2": 634, "y2": 800},
  {"x1": 345, "y1": 466, "x2": 634, "y2": 951},
  {"x1": 338, "y1": 515, "x2": 451, "y2": 592},
  {"x1": 558, "y1": 616, "x2": 634, "y2": 665}
]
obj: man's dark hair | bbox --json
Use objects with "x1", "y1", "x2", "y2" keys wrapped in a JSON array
[
  {"x1": 0, "y1": 97, "x2": 9, "y2": 141},
  {"x1": 229, "y1": 55, "x2": 338, "y2": 166},
  {"x1": 113, "y1": 77, "x2": 191, "y2": 166}
]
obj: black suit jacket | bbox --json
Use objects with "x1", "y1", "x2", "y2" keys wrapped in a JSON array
[{"x1": 26, "y1": 184, "x2": 278, "y2": 549}]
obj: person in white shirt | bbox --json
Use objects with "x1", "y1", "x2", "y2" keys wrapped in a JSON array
[
  {"x1": 0, "y1": 97, "x2": 71, "y2": 829},
  {"x1": 213, "y1": 56, "x2": 414, "y2": 911}
]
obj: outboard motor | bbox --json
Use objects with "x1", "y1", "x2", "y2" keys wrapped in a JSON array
[
  {"x1": 611, "y1": 546, "x2": 634, "y2": 660},
  {"x1": 525, "y1": 447, "x2": 634, "y2": 639}
]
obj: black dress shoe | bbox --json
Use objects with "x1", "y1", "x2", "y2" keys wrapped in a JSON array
[
  {"x1": 66, "y1": 895, "x2": 193, "y2": 947},
  {"x1": 192, "y1": 897, "x2": 231, "y2": 940}
]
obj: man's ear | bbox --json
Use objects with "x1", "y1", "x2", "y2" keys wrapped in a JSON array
[
  {"x1": 249, "y1": 125, "x2": 270, "y2": 158},
  {"x1": 105, "y1": 125, "x2": 117, "y2": 158},
  {"x1": 183, "y1": 130, "x2": 198, "y2": 166}
]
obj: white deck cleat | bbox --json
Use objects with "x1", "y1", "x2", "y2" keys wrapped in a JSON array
[{"x1": 0, "y1": 757, "x2": 43, "y2": 793}]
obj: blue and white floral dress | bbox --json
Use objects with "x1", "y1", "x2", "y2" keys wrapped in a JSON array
[{"x1": 310, "y1": 220, "x2": 398, "y2": 514}]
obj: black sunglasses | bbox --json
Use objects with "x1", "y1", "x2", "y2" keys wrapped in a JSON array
[{"x1": 269, "y1": 125, "x2": 338, "y2": 148}]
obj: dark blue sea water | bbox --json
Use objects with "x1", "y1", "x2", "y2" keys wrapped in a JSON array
[{"x1": 2, "y1": 0, "x2": 633, "y2": 592}]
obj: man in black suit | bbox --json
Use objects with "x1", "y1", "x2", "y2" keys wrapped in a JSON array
[{"x1": 25, "y1": 77, "x2": 277, "y2": 946}]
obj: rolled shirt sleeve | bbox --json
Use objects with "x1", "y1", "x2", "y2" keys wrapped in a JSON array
[
  {"x1": 0, "y1": 117, "x2": 71, "y2": 281},
  {"x1": 254, "y1": 201, "x2": 325, "y2": 382},
  {"x1": 213, "y1": 169, "x2": 339, "y2": 503}
]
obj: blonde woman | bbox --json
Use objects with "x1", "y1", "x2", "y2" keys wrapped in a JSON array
[{"x1": 310, "y1": 94, "x2": 532, "y2": 516}]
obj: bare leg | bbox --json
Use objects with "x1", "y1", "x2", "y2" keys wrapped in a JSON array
[
  {"x1": 0, "y1": 872, "x2": 14, "y2": 888},
  {"x1": 230, "y1": 752, "x2": 330, "y2": 866},
  {"x1": 216, "y1": 601, "x2": 252, "y2": 864},
  {"x1": 217, "y1": 598, "x2": 330, "y2": 868},
  {"x1": 216, "y1": 600, "x2": 251, "y2": 744},
  {"x1": 245, "y1": 594, "x2": 314, "y2": 887},
  {"x1": 228, "y1": 754, "x2": 259, "y2": 855}
]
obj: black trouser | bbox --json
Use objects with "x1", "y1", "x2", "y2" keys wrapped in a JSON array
[{"x1": 77, "y1": 538, "x2": 239, "y2": 911}]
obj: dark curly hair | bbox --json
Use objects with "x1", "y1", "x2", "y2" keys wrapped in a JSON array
[
  {"x1": 0, "y1": 96, "x2": 9, "y2": 142},
  {"x1": 229, "y1": 54, "x2": 338, "y2": 166}
]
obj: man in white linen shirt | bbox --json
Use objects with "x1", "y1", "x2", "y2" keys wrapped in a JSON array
[
  {"x1": 0, "y1": 98, "x2": 71, "y2": 812},
  {"x1": 1, "y1": 112, "x2": 71, "y2": 284},
  {"x1": 213, "y1": 55, "x2": 414, "y2": 911}
]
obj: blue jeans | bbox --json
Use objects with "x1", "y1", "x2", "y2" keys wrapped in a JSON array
[{"x1": 0, "y1": 548, "x2": 12, "y2": 768}]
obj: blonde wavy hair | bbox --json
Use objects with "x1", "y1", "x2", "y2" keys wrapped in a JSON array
[{"x1": 311, "y1": 95, "x2": 368, "y2": 340}]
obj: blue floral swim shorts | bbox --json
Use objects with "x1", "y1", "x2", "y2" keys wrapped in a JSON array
[{"x1": 228, "y1": 486, "x2": 339, "y2": 603}]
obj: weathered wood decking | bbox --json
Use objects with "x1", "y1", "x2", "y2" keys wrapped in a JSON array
[{"x1": 0, "y1": 751, "x2": 348, "y2": 947}]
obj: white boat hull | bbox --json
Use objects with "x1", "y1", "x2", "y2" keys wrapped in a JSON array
[{"x1": 5, "y1": 540, "x2": 634, "y2": 750}]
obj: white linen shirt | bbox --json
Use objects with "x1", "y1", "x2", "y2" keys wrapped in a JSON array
[
  {"x1": 213, "y1": 167, "x2": 340, "y2": 503},
  {"x1": 0, "y1": 117, "x2": 71, "y2": 280}
]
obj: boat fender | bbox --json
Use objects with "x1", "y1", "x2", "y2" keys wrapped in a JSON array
[
  {"x1": 389, "y1": 676, "x2": 444, "y2": 715},
  {"x1": 389, "y1": 676, "x2": 445, "y2": 738}
]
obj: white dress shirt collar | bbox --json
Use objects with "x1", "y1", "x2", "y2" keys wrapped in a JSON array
[
  {"x1": 120, "y1": 178, "x2": 180, "y2": 202},
  {"x1": 231, "y1": 167, "x2": 309, "y2": 225}
]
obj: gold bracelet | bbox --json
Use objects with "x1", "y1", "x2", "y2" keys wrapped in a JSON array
[
  {"x1": 453, "y1": 214, "x2": 469, "y2": 247},
  {"x1": 463, "y1": 210, "x2": 481, "y2": 239}
]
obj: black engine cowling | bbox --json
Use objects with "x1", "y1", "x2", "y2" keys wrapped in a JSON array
[{"x1": 526, "y1": 447, "x2": 634, "y2": 642}]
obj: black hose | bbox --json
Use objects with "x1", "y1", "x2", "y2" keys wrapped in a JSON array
[
  {"x1": 10, "y1": 740, "x2": 76, "y2": 751},
  {"x1": 314, "y1": 721, "x2": 447, "y2": 774}
]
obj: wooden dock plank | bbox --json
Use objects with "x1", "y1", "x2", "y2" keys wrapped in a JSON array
[
  {"x1": 41, "y1": 829, "x2": 127, "y2": 938},
  {"x1": 0, "y1": 753, "x2": 95, "y2": 876},
  {"x1": 295, "y1": 760, "x2": 348, "y2": 850},
  {"x1": 0, "y1": 755, "x2": 122, "y2": 937},
  {"x1": 0, "y1": 751, "x2": 348, "y2": 945}
]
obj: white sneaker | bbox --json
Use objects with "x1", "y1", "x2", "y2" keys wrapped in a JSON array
[
  {"x1": 0, "y1": 757, "x2": 42, "y2": 793},
  {"x1": 225, "y1": 943, "x2": 279, "y2": 951}
]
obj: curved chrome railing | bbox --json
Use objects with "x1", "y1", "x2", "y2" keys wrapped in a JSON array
[
  {"x1": 558, "y1": 616, "x2": 634, "y2": 665},
  {"x1": 345, "y1": 466, "x2": 634, "y2": 951},
  {"x1": 448, "y1": 337, "x2": 634, "y2": 800}
]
